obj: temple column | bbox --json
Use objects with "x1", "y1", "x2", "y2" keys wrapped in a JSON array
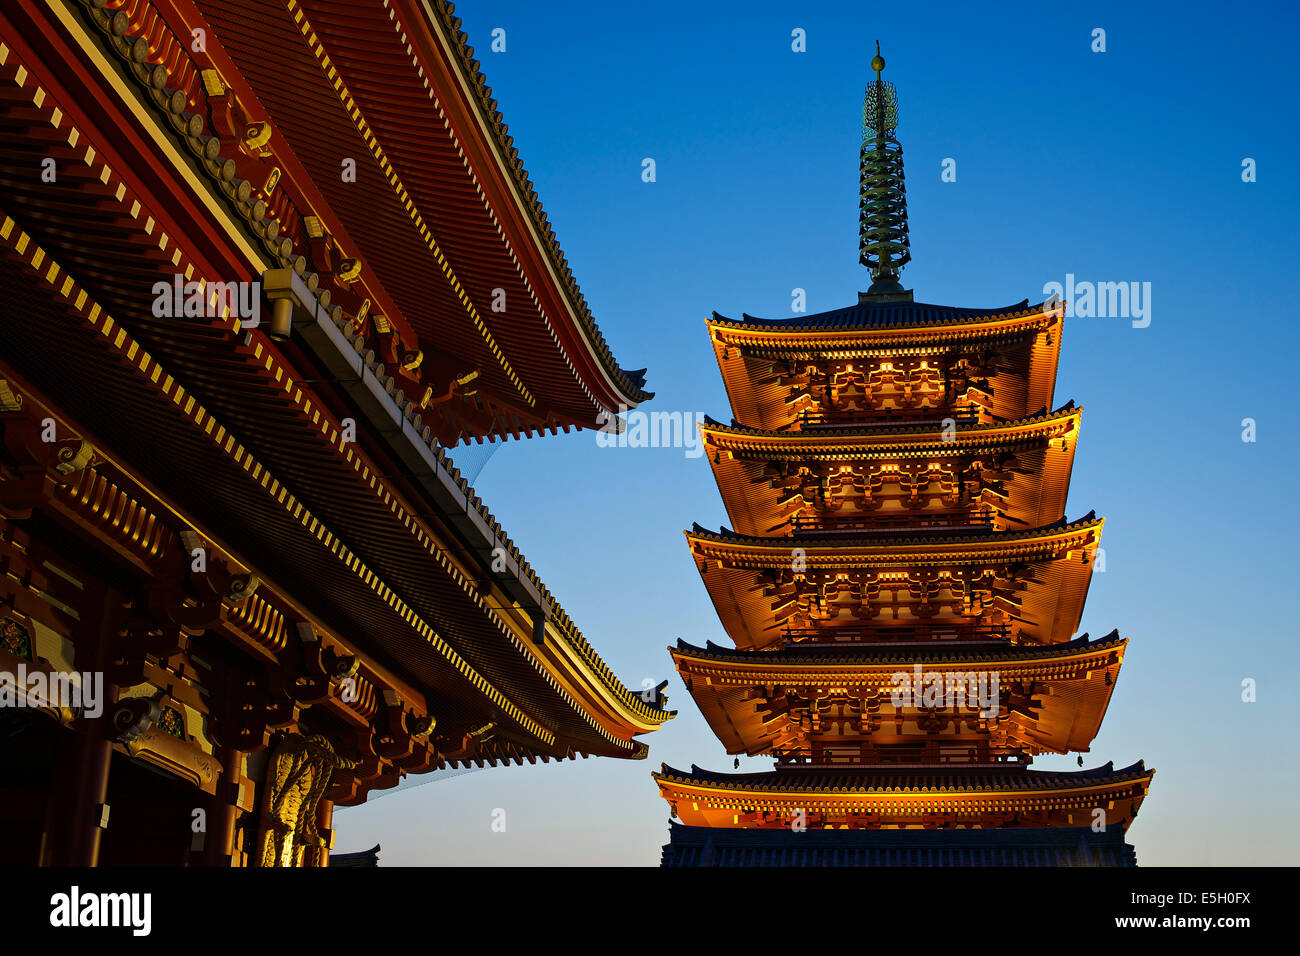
[
  {"x1": 40, "y1": 586, "x2": 120, "y2": 866},
  {"x1": 41, "y1": 722, "x2": 112, "y2": 865},
  {"x1": 202, "y1": 742, "x2": 246, "y2": 866}
]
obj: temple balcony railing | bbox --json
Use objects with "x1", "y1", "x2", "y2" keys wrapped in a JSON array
[
  {"x1": 779, "y1": 623, "x2": 1014, "y2": 646},
  {"x1": 788, "y1": 511, "x2": 995, "y2": 534},
  {"x1": 791, "y1": 406, "x2": 983, "y2": 431},
  {"x1": 771, "y1": 750, "x2": 1030, "y2": 768}
]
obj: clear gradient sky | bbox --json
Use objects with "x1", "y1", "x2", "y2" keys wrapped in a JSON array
[{"x1": 338, "y1": 0, "x2": 1300, "y2": 865}]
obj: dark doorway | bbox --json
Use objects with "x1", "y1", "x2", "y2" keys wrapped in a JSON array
[{"x1": 97, "y1": 752, "x2": 200, "y2": 866}]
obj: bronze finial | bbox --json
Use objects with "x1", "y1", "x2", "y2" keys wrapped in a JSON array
[{"x1": 859, "y1": 42, "x2": 911, "y2": 294}]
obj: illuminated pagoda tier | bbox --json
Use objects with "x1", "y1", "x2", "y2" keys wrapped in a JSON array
[
  {"x1": 655, "y1": 45, "x2": 1152, "y2": 866},
  {"x1": 697, "y1": 404, "x2": 1081, "y2": 537},
  {"x1": 0, "y1": 0, "x2": 671, "y2": 866},
  {"x1": 670, "y1": 630, "x2": 1128, "y2": 762}
]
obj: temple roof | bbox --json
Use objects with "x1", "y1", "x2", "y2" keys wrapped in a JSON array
[
  {"x1": 672, "y1": 629, "x2": 1123, "y2": 667},
  {"x1": 671, "y1": 630, "x2": 1126, "y2": 756},
  {"x1": 699, "y1": 404, "x2": 1081, "y2": 536},
  {"x1": 706, "y1": 301, "x2": 1063, "y2": 431},
  {"x1": 656, "y1": 759, "x2": 1150, "y2": 793},
  {"x1": 701, "y1": 402, "x2": 1077, "y2": 445},
  {"x1": 416, "y1": 0, "x2": 653, "y2": 405},
  {"x1": 180, "y1": 0, "x2": 651, "y2": 444},
  {"x1": 712, "y1": 299, "x2": 1042, "y2": 332},
  {"x1": 655, "y1": 756, "x2": 1153, "y2": 830},
  {"x1": 329, "y1": 845, "x2": 381, "y2": 867},
  {"x1": 0, "y1": 6, "x2": 674, "y2": 776},
  {"x1": 686, "y1": 513, "x2": 1101, "y2": 649},
  {"x1": 432, "y1": 446, "x2": 674, "y2": 724},
  {"x1": 689, "y1": 510, "x2": 1099, "y2": 551}
]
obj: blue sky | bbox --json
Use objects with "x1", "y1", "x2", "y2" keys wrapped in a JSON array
[{"x1": 338, "y1": 0, "x2": 1300, "y2": 864}]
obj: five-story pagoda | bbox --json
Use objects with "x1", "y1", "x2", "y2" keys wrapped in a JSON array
[{"x1": 654, "y1": 45, "x2": 1153, "y2": 866}]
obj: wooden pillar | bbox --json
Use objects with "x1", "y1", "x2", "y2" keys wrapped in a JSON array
[
  {"x1": 41, "y1": 586, "x2": 119, "y2": 866},
  {"x1": 42, "y1": 728, "x2": 112, "y2": 865},
  {"x1": 202, "y1": 742, "x2": 245, "y2": 866}
]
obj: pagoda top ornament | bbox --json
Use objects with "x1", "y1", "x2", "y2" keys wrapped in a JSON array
[{"x1": 859, "y1": 41, "x2": 912, "y2": 298}]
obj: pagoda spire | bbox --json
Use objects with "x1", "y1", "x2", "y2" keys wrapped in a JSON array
[{"x1": 859, "y1": 41, "x2": 911, "y2": 296}]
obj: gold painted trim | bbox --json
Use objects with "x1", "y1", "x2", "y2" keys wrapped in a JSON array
[{"x1": 286, "y1": 0, "x2": 533, "y2": 408}]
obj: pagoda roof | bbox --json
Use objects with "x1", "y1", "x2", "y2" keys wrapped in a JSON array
[
  {"x1": 686, "y1": 515, "x2": 1102, "y2": 649},
  {"x1": 656, "y1": 759, "x2": 1149, "y2": 794},
  {"x1": 700, "y1": 402, "x2": 1078, "y2": 450},
  {"x1": 671, "y1": 631, "x2": 1126, "y2": 757},
  {"x1": 689, "y1": 510, "x2": 1100, "y2": 553},
  {"x1": 707, "y1": 299, "x2": 1062, "y2": 430},
  {"x1": 699, "y1": 405, "x2": 1080, "y2": 536},
  {"x1": 654, "y1": 757, "x2": 1153, "y2": 829},
  {"x1": 672, "y1": 629, "x2": 1123, "y2": 668},
  {"x1": 712, "y1": 298, "x2": 1043, "y2": 332}
]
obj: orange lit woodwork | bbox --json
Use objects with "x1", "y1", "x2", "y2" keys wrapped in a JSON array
[{"x1": 662, "y1": 277, "x2": 1150, "y2": 863}]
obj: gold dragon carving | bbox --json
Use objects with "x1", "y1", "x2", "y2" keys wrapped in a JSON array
[{"x1": 258, "y1": 733, "x2": 355, "y2": 867}]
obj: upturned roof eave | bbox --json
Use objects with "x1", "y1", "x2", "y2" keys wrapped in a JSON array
[
  {"x1": 685, "y1": 512, "x2": 1103, "y2": 556},
  {"x1": 707, "y1": 298, "x2": 1053, "y2": 337},
  {"x1": 670, "y1": 630, "x2": 1126, "y2": 670},
  {"x1": 699, "y1": 403, "x2": 1082, "y2": 452},
  {"x1": 653, "y1": 759, "x2": 1153, "y2": 794},
  {"x1": 412, "y1": 0, "x2": 652, "y2": 409}
]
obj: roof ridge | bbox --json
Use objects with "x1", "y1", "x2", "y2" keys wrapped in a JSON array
[
  {"x1": 711, "y1": 298, "x2": 1044, "y2": 332},
  {"x1": 432, "y1": 1, "x2": 651, "y2": 403},
  {"x1": 687, "y1": 512, "x2": 1102, "y2": 548},
  {"x1": 657, "y1": 759, "x2": 1150, "y2": 790},
  {"x1": 671, "y1": 630, "x2": 1127, "y2": 663},
  {"x1": 701, "y1": 402, "x2": 1082, "y2": 441}
]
